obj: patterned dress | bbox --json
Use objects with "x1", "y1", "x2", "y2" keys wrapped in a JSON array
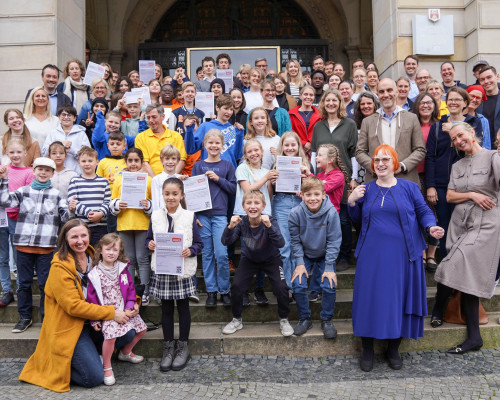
[{"x1": 97, "y1": 269, "x2": 147, "y2": 340}]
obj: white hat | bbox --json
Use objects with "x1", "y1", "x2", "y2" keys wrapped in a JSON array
[{"x1": 33, "y1": 157, "x2": 56, "y2": 170}]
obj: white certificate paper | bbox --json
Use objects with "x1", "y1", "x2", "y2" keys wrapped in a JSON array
[
  {"x1": 123, "y1": 91, "x2": 142, "y2": 105},
  {"x1": 83, "y1": 61, "x2": 106, "y2": 86},
  {"x1": 195, "y1": 92, "x2": 214, "y2": 121},
  {"x1": 155, "y1": 233, "x2": 184, "y2": 276},
  {"x1": 184, "y1": 174, "x2": 212, "y2": 212},
  {"x1": 276, "y1": 156, "x2": 302, "y2": 193},
  {"x1": 131, "y1": 87, "x2": 152, "y2": 105},
  {"x1": 139, "y1": 60, "x2": 156, "y2": 84},
  {"x1": 120, "y1": 172, "x2": 148, "y2": 209},
  {"x1": 216, "y1": 69, "x2": 233, "y2": 93},
  {"x1": 0, "y1": 208, "x2": 7, "y2": 228}
]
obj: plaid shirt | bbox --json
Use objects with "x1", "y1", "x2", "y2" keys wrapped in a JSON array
[{"x1": 0, "y1": 179, "x2": 70, "y2": 248}]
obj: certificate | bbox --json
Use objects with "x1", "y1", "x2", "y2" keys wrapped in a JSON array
[
  {"x1": 120, "y1": 172, "x2": 148, "y2": 209},
  {"x1": 123, "y1": 91, "x2": 142, "y2": 105},
  {"x1": 154, "y1": 233, "x2": 184, "y2": 276},
  {"x1": 83, "y1": 62, "x2": 106, "y2": 86},
  {"x1": 216, "y1": 69, "x2": 233, "y2": 93},
  {"x1": 195, "y1": 92, "x2": 214, "y2": 121},
  {"x1": 0, "y1": 208, "x2": 7, "y2": 228},
  {"x1": 132, "y1": 87, "x2": 152, "y2": 105},
  {"x1": 139, "y1": 60, "x2": 156, "y2": 84},
  {"x1": 275, "y1": 156, "x2": 302, "y2": 193},
  {"x1": 184, "y1": 174, "x2": 212, "y2": 212}
]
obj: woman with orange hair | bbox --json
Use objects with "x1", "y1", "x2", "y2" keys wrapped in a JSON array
[{"x1": 347, "y1": 144, "x2": 444, "y2": 372}]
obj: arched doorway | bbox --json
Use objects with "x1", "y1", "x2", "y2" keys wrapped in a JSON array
[{"x1": 138, "y1": 0, "x2": 329, "y2": 75}]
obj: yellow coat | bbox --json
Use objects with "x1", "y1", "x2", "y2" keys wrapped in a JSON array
[{"x1": 18, "y1": 249, "x2": 115, "y2": 393}]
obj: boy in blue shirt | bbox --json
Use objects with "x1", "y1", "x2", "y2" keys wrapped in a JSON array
[
  {"x1": 184, "y1": 94, "x2": 244, "y2": 169},
  {"x1": 92, "y1": 110, "x2": 135, "y2": 160},
  {"x1": 289, "y1": 176, "x2": 341, "y2": 339}
]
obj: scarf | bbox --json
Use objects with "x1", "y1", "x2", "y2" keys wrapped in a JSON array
[
  {"x1": 31, "y1": 179, "x2": 52, "y2": 190},
  {"x1": 63, "y1": 76, "x2": 89, "y2": 112},
  {"x1": 96, "y1": 260, "x2": 120, "y2": 282}
]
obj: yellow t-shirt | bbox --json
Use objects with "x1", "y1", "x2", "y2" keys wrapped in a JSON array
[
  {"x1": 134, "y1": 125, "x2": 187, "y2": 175},
  {"x1": 96, "y1": 157, "x2": 127, "y2": 193},
  {"x1": 111, "y1": 174, "x2": 152, "y2": 231}
]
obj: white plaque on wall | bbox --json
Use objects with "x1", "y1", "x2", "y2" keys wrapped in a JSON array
[{"x1": 412, "y1": 14, "x2": 454, "y2": 55}]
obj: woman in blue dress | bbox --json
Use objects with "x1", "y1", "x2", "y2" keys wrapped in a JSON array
[{"x1": 348, "y1": 144, "x2": 444, "y2": 372}]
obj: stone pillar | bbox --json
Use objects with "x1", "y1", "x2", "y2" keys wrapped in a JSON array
[
  {"x1": 371, "y1": 0, "x2": 496, "y2": 85},
  {"x1": 0, "y1": 0, "x2": 85, "y2": 130}
]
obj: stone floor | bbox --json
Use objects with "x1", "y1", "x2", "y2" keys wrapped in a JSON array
[{"x1": 2, "y1": 349, "x2": 500, "y2": 399}]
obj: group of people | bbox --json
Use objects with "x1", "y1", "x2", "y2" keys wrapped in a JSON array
[{"x1": 0, "y1": 51, "x2": 498, "y2": 391}]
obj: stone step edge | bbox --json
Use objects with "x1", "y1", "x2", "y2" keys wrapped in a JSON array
[{"x1": 1, "y1": 312, "x2": 500, "y2": 357}]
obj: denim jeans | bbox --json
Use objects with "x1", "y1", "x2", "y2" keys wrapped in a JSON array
[
  {"x1": 17, "y1": 250, "x2": 53, "y2": 320},
  {"x1": 0, "y1": 227, "x2": 11, "y2": 293},
  {"x1": 119, "y1": 230, "x2": 150, "y2": 292},
  {"x1": 435, "y1": 187, "x2": 454, "y2": 258},
  {"x1": 89, "y1": 225, "x2": 108, "y2": 248},
  {"x1": 87, "y1": 323, "x2": 135, "y2": 354},
  {"x1": 7, "y1": 217, "x2": 17, "y2": 272},
  {"x1": 339, "y1": 203, "x2": 352, "y2": 261},
  {"x1": 272, "y1": 193, "x2": 301, "y2": 291},
  {"x1": 107, "y1": 214, "x2": 117, "y2": 233},
  {"x1": 198, "y1": 214, "x2": 230, "y2": 294},
  {"x1": 71, "y1": 327, "x2": 104, "y2": 388},
  {"x1": 292, "y1": 256, "x2": 336, "y2": 321}
]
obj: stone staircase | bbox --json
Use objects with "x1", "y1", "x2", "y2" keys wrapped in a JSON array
[{"x1": 2, "y1": 259, "x2": 500, "y2": 359}]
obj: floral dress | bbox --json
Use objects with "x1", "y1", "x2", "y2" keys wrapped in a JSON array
[{"x1": 97, "y1": 269, "x2": 147, "y2": 340}]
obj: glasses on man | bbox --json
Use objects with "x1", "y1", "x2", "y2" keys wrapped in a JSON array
[
  {"x1": 372, "y1": 157, "x2": 392, "y2": 165},
  {"x1": 447, "y1": 98, "x2": 464, "y2": 104}
]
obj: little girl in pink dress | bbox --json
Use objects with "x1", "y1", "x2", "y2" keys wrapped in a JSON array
[{"x1": 87, "y1": 233, "x2": 147, "y2": 386}]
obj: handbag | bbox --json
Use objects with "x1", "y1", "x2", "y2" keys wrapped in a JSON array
[{"x1": 443, "y1": 290, "x2": 489, "y2": 325}]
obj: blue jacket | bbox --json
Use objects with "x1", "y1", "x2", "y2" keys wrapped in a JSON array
[
  {"x1": 424, "y1": 114, "x2": 482, "y2": 188},
  {"x1": 184, "y1": 119, "x2": 244, "y2": 169},
  {"x1": 92, "y1": 111, "x2": 136, "y2": 160},
  {"x1": 348, "y1": 179, "x2": 436, "y2": 262},
  {"x1": 288, "y1": 198, "x2": 341, "y2": 272}
]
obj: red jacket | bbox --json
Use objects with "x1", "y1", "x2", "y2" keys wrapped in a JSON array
[{"x1": 288, "y1": 106, "x2": 322, "y2": 146}]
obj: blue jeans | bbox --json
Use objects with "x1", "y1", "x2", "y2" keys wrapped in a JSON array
[
  {"x1": 435, "y1": 187, "x2": 454, "y2": 258},
  {"x1": 339, "y1": 203, "x2": 352, "y2": 261},
  {"x1": 71, "y1": 327, "x2": 104, "y2": 388},
  {"x1": 272, "y1": 193, "x2": 301, "y2": 291},
  {"x1": 0, "y1": 227, "x2": 11, "y2": 293},
  {"x1": 198, "y1": 214, "x2": 230, "y2": 294},
  {"x1": 17, "y1": 250, "x2": 53, "y2": 320},
  {"x1": 107, "y1": 214, "x2": 117, "y2": 233},
  {"x1": 292, "y1": 256, "x2": 336, "y2": 321}
]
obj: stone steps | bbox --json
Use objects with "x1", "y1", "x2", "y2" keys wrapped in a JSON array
[
  {"x1": 4, "y1": 286, "x2": 500, "y2": 324},
  {"x1": 2, "y1": 312, "x2": 500, "y2": 358}
]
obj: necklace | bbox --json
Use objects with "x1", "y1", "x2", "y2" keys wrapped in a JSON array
[{"x1": 379, "y1": 187, "x2": 391, "y2": 208}]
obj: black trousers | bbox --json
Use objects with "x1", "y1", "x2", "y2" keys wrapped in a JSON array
[{"x1": 231, "y1": 256, "x2": 290, "y2": 319}]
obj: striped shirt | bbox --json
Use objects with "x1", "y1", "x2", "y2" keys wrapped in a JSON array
[{"x1": 67, "y1": 175, "x2": 110, "y2": 227}]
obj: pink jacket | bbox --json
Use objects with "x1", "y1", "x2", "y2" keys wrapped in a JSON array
[{"x1": 317, "y1": 169, "x2": 345, "y2": 213}]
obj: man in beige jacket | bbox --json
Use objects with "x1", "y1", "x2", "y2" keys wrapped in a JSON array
[{"x1": 355, "y1": 78, "x2": 425, "y2": 184}]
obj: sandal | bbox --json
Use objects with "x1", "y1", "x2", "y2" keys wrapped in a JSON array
[
  {"x1": 426, "y1": 257, "x2": 438, "y2": 272},
  {"x1": 103, "y1": 367, "x2": 115, "y2": 386}
]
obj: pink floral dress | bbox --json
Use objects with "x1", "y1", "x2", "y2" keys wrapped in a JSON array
[{"x1": 97, "y1": 269, "x2": 147, "y2": 340}]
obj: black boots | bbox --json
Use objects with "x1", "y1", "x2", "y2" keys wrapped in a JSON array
[{"x1": 360, "y1": 337, "x2": 374, "y2": 372}]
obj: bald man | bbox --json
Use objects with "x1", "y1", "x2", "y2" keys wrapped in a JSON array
[
  {"x1": 416, "y1": 69, "x2": 432, "y2": 93},
  {"x1": 355, "y1": 78, "x2": 425, "y2": 184}
]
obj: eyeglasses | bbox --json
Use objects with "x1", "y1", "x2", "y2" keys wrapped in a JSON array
[
  {"x1": 59, "y1": 112, "x2": 75, "y2": 118},
  {"x1": 420, "y1": 101, "x2": 434, "y2": 106},
  {"x1": 469, "y1": 95, "x2": 482, "y2": 101},
  {"x1": 263, "y1": 89, "x2": 275, "y2": 93},
  {"x1": 447, "y1": 98, "x2": 464, "y2": 104},
  {"x1": 372, "y1": 157, "x2": 392, "y2": 164}
]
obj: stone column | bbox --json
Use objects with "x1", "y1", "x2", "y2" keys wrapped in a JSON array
[{"x1": 0, "y1": 0, "x2": 85, "y2": 129}]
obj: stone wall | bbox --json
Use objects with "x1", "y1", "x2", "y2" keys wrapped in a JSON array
[{"x1": 0, "y1": 0, "x2": 85, "y2": 131}]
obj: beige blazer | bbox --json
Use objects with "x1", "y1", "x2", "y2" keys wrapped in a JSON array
[{"x1": 355, "y1": 108, "x2": 425, "y2": 184}]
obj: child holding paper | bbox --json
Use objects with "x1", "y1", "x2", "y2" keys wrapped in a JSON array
[
  {"x1": 146, "y1": 177, "x2": 203, "y2": 372},
  {"x1": 109, "y1": 148, "x2": 153, "y2": 305},
  {"x1": 118, "y1": 97, "x2": 148, "y2": 137},
  {"x1": 190, "y1": 129, "x2": 236, "y2": 308}
]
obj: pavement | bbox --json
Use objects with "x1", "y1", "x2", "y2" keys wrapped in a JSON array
[{"x1": 2, "y1": 349, "x2": 500, "y2": 399}]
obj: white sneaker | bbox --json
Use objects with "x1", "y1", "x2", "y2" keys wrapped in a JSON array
[
  {"x1": 222, "y1": 318, "x2": 243, "y2": 334},
  {"x1": 280, "y1": 318, "x2": 294, "y2": 337},
  {"x1": 142, "y1": 294, "x2": 150, "y2": 306}
]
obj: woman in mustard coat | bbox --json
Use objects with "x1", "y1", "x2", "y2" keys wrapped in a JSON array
[{"x1": 19, "y1": 220, "x2": 133, "y2": 392}]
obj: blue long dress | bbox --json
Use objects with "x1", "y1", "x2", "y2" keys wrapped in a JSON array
[{"x1": 348, "y1": 179, "x2": 436, "y2": 340}]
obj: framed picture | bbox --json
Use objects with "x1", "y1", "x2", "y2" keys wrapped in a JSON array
[{"x1": 186, "y1": 46, "x2": 280, "y2": 80}]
